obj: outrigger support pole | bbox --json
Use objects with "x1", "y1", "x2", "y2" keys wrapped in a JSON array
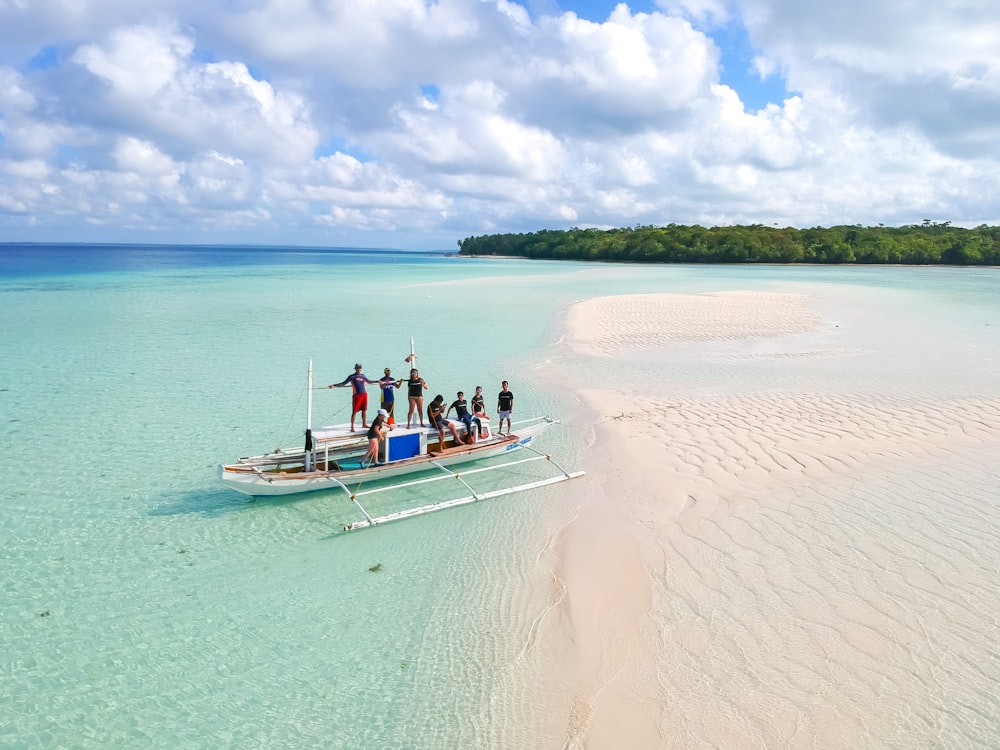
[
  {"x1": 327, "y1": 474, "x2": 376, "y2": 526},
  {"x1": 342, "y1": 470, "x2": 584, "y2": 531},
  {"x1": 346, "y1": 454, "x2": 553, "y2": 500},
  {"x1": 341, "y1": 454, "x2": 586, "y2": 531},
  {"x1": 518, "y1": 443, "x2": 575, "y2": 479},
  {"x1": 430, "y1": 460, "x2": 482, "y2": 501}
]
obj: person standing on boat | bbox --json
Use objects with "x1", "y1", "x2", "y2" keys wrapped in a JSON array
[
  {"x1": 363, "y1": 408, "x2": 390, "y2": 465},
  {"x1": 428, "y1": 394, "x2": 462, "y2": 447},
  {"x1": 329, "y1": 364, "x2": 376, "y2": 432},
  {"x1": 379, "y1": 367, "x2": 399, "y2": 424},
  {"x1": 471, "y1": 386, "x2": 490, "y2": 437},
  {"x1": 401, "y1": 368, "x2": 428, "y2": 429},
  {"x1": 497, "y1": 381, "x2": 514, "y2": 435},
  {"x1": 446, "y1": 391, "x2": 480, "y2": 444}
]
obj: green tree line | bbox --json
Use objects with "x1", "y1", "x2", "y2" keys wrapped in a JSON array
[{"x1": 457, "y1": 222, "x2": 1000, "y2": 265}]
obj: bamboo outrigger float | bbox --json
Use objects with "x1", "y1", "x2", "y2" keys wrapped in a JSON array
[{"x1": 217, "y1": 351, "x2": 584, "y2": 531}]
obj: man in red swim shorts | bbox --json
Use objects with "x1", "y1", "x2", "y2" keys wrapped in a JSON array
[{"x1": 329, "y1": 363, "x2": 377, "y2": 432}]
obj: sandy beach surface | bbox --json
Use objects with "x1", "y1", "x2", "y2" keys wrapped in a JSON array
[{"x1": 541, "y1": 290, "x2": 1000, "y2": 748}]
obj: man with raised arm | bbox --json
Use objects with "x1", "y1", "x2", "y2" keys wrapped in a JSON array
[{"x1": 329, "y1": 363, "x2": 377, "y2": 432}]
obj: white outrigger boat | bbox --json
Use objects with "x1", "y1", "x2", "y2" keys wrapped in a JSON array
[{"x1": 217, "y1": 357, "x2": 583, "y2": 531}]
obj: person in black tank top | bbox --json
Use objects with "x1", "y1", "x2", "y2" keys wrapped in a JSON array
[
  {"x1": 402, "y1": 368, "x2": 428, "y2": 428},
  {"x1": 363, "y1": 410, "x2": 389, "y2": 465},
  {"x1": 471, "y1": 385, "x2": 490, "y2": 438}
]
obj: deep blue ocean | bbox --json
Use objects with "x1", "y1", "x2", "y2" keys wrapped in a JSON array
[{"x1": 0, "y1": 242, "x2": 456, "y2": 276}]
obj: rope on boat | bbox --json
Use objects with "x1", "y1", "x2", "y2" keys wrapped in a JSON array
[
  {"x1": 273, "y1": 377, "x2": 309, "y2": 451},
  {"x1": 309, "y1": 354, "x2": 417, "y2": 426}
]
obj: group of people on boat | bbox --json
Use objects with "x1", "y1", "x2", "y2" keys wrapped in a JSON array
[
  {"x1": 328, "y1": 363, "x2": 413, "y2": 430},
  {"x1": 328, "y1": 364, "x2": 514, "y2": 464}
]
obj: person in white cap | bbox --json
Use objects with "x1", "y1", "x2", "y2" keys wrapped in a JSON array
[{"x1": 364, "y1": 408, "x2": 391, "y2": 465}]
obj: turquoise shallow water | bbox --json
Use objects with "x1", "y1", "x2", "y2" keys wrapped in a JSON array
[{"x1": 2, "y1": 247, "x2": 999, "y2": 747}]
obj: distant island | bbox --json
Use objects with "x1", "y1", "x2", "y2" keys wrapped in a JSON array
[{"x1": 458, "y1": 222, "x2": 1000, "y2": 265}]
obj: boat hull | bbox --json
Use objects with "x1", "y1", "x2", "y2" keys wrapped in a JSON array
[{"x1": 219, "y1": 422, "x2": 550, "y2": 497}]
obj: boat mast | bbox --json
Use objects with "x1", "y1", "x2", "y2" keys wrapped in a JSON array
[{"x1": 304, "y1": 359, "x2": 314, "y2": 469}]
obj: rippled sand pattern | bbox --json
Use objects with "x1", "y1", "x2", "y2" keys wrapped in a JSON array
[
  {"x1": 608, "y1": 394, "x2": 1000, "y2": 507},
  {"x1": 655, "y1": 450, "x2": 1000, "y2": 749},
  {"x1": 550, "y1": 290, "x2": 1000, "y2": 749},
  {"x1": 567, "y1": 292, "x2": 824, "y2": 357},
  {"x1": 574, "y1": 393, "x2": 1000, "y2": 747}
]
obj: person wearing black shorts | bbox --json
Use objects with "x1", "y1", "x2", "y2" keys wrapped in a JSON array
[
  {"x1": 471, "y1": 386, "x2": 490, "y2": 437},
  {"x1": 364, "y1": 408, "x2": 390, "y2": 465},
  {"x1": 401, "y1": 368, "x2": 428, "y2": 429}
]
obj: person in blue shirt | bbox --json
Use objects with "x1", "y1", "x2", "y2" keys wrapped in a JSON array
[
  {"x1": 379, "y1": 367, "x2": 399, "y2": 424},
  {"x1": 329, "y1": 364, "x2": 377, "y2": 432}
]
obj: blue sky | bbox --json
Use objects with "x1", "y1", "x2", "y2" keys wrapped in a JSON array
[{"x1": 0, "y1": 0, "x2": 997, "y2": 249}]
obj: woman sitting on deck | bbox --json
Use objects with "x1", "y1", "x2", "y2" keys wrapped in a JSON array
[{"x1": 427, "y1": 394, "x2": 462, "y2": 448}]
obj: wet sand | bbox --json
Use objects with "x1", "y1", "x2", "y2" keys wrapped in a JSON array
[{"x1": 543, "y1": 291, "x2": 1000, "y2": 748}]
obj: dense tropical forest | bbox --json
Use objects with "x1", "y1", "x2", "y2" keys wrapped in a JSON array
[{"x1": 457, "y1": 222, "x2": 1000, "y2": 265}]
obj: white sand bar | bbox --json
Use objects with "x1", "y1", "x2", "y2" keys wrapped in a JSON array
[
  {"x1": 542, "y1": 290, "x2": 1000, "y2": 748},
  {"x1": 565, "y1": 291, "x2": 824, "y2": 357}
]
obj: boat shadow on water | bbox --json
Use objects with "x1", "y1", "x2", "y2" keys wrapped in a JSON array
[
  {"x1": 148, "y1": 486, "x2": 325, "y2": 519},
  {"x1": 147, "y1": 466, "x2": 465, "y2": 523}
]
